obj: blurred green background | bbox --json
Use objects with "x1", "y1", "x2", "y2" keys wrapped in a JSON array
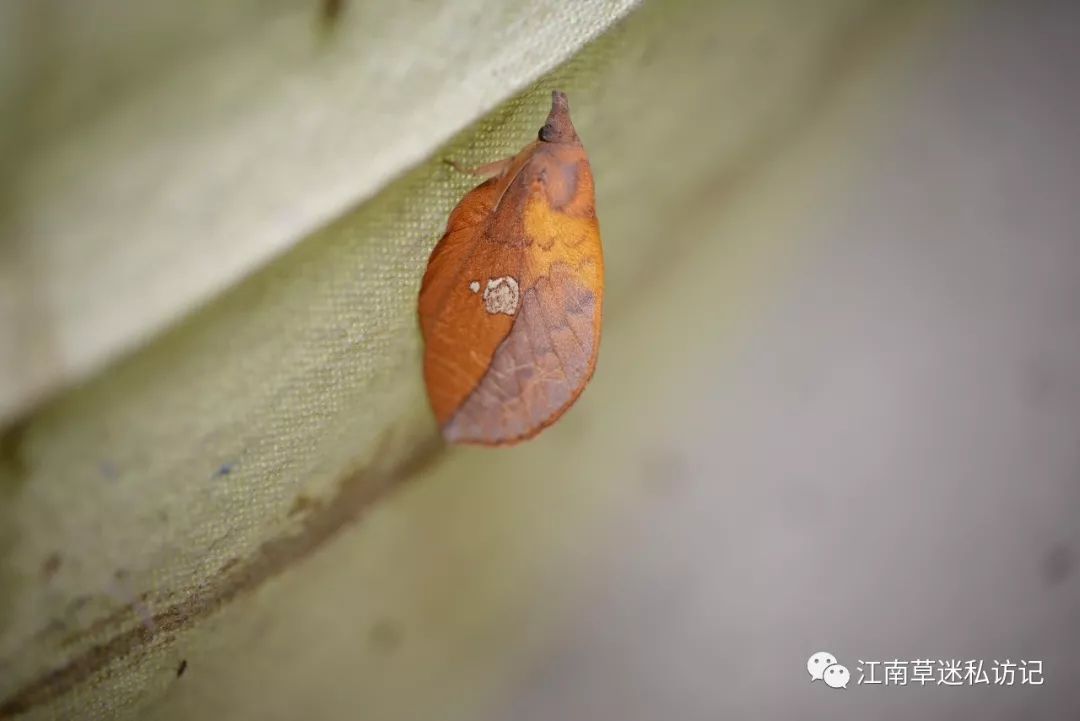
[{"x1": 2, "y1": 0, "x2": 1079, "y2": 719}]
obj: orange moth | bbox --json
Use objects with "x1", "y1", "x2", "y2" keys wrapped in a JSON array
[{"x1": 418, "y1": 90, "x2": 604, "y2": 445}]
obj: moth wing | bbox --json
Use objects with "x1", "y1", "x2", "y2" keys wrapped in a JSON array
[
  {"x1": 418, "y1": 177, "x2": 527, "y2": 429},
  {"x1": 440, "y1": 151, "x2": 603, "y2": 445}
]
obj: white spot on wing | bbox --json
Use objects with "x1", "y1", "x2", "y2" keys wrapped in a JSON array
[
  {"x1": 468, "y1": 280, "x2": 480, "y2": 293},
  {"x1": 482, "y1": 276, "x2": 520, "y2": 316}
]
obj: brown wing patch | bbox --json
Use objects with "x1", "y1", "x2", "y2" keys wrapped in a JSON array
[
  {"x1": 444, "y1": 265, "x2": 598, "y2": 444},
  {"x1": 419, "y1": 177, "x2": 520, "y2": 425}
]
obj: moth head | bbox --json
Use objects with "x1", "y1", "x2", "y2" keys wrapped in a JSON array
[{"x1": 538, "y1": 90, "x2": 579, "y2": 145}]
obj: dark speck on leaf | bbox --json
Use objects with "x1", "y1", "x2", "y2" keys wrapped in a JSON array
[
  {"x1": 176, "y1": 659, "x2": 187, "y2": 677},
  {"x1": 214, "y1": 463, "x2": 235, "y2": 478},
  {"x1": 41, "y1": 552, "x2": 62, "y2": 580},
  {"x1": 321, "y1": 0, "x2": 344, "y2": 28}
]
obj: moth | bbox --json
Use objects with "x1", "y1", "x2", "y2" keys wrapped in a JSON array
[{"x1": 418, "y1": 90, "x2": 604, "y2": 445}]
